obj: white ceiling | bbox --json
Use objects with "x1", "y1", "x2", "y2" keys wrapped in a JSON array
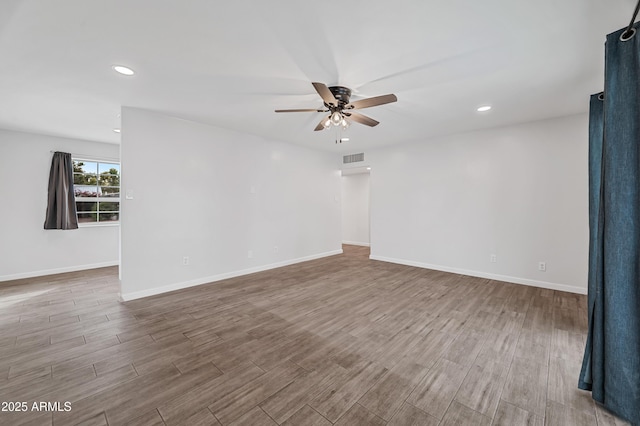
[{"x1": 0, "y1": 0, "x2": 634, "y2": 153}]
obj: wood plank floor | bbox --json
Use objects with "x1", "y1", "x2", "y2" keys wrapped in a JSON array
[{"x1": 0, "y1": 245, "x2": 630, "y2": 426}]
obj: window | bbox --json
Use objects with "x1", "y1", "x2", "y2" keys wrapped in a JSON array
[{"x1": 73, "y1": 159, "x2": 120, "y2": 224}]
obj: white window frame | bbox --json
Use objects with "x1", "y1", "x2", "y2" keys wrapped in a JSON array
[{"x1": 73, "y1": 157, "x2": 120, "y2": 227}]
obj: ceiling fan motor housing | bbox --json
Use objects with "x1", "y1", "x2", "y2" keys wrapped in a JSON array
[{"x1": 327, "y1": 86, "x2": 352, "y2": 106}]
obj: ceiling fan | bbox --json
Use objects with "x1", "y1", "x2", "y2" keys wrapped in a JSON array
[{"x1": 275, "y1": 82, "x2": 397, "y2": 131}]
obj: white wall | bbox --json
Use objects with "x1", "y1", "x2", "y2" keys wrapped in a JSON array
[
  {"x1": 0, "y1": 129, "x2": 120, "y2": 281},
  {"x1": 368, "y1": 114, "x2": 589, "y2": 294},
  {"x1": 341, "y1": 173, "x2": 370, "y2": 246},
  {"x1": 120, "y1": 108, "x2": 342, "y2": 300}
]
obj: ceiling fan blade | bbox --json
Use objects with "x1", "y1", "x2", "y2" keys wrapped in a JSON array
[
  {"x1": 314, "y1": 117, "x2": 328, "y2": 131},
  {"x1": 312, "y1": 82, "x2": 338, "y2": 106},
  {"x1": 346, "y1": 112, "x2": 379, "y2": 127},
  {"x1": 275, "y1": 108, "x2": 326, "y2": 113},
  {"x1": 346, "y1": 94, "x2": 397, "y2": 110}
]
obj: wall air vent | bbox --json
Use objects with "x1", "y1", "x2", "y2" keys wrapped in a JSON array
[{"x1": 343, "y1": 153, "x2": 365, "y2": 164}]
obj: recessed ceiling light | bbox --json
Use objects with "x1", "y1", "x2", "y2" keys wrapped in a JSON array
[
  {"x1": 366, "y1": 167, "x2": 371, "y2": 170},
  {"x1": 477, "y1": 105, "x2": 492, "y2": 112},
  {"x1": 113, "y1": 128, "x2": 121, "y2": 133},
  {"x1": 341, "y1": 138, "x2": 349, "y2": 142},
  {"x1": 112, "y1": 65, "x2": 135, "y2": 76}
]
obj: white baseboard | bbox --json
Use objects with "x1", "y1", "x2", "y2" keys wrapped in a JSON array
[
  {"x1": 369, "y1": 255, "x2": 586, "y2": 295},
  {"x1": 120, "y1": 249, "x2": 344, "y2": 301},
  {"x1": 342, "y1": 241, "x2": 370, "y2": 247},
  {"x1": 0, "y1": 261, "x2": 119, "y2": 282}
]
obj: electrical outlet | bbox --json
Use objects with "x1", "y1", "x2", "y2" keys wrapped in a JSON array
[
  {"x1": 182, "y1": 256, "x2": 189, "y2": 266},
  {"x1": 490, "y1": 254, "x2": 497, "y2": 263},
  {"x1": 538, "y1": 262, "x2": 546, "y2": 272},
  {"x1": 274, "y1": 246, "x2": 278, "y2": 253},
  {"x1": 248, "y1": 250, "x2": 253, "y2": 259}
]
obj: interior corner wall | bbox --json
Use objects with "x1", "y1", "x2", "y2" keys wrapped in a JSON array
[
  {"x1": 341, "y1": 173, "x2": 370, "y2": 246},
  {"x1": 119, "y1": 108, "x2": 342, "y2": 300},
  {"x1": 0, "y1": 129, "x2": 120, "y2": 281},
  {"x1": 368, "y1": 114, "x2": 589, "y2": 294}
]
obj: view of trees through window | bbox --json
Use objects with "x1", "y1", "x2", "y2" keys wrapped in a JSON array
[{"x1": 73, "y1": 160, "x2": 120, "y2": 223}]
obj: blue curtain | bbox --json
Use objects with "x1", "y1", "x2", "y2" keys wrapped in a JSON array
[
  {"x1": 579, "y1": 23, "x2": 640, "y2": 425},
  {"x1": 579, "y1": 93, "x2": 604, "y2": 396}
]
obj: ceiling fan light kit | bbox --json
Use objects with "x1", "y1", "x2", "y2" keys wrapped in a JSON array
[
  {"x1": 275, "y1": 82, "x2": 397, "y2": 137},
  {"x1": 331, "y1": 111, "x2": 343, "y2": 125}
]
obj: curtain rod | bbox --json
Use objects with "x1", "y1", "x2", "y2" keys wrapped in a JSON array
[{"x1": 49, "y1": 150, "x2": 120, "y2": 162}]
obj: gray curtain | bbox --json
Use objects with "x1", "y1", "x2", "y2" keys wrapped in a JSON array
[
  {"x1": 579, "y1": 23, "x2": 640, "y2": 425},
  {"x1": 44, "y1": 151, "x2": 78, "y2": 230}
]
